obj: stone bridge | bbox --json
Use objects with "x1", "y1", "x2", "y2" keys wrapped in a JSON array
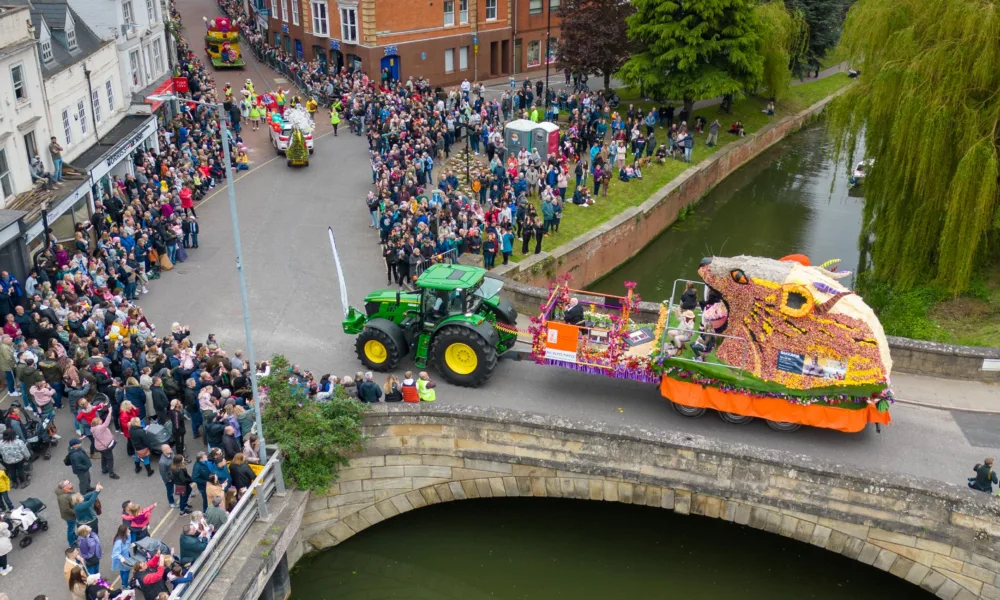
[{"x1": 290, "y1": 404, "x2": 1000, "y2": 600}]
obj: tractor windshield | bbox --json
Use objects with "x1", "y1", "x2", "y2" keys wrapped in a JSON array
[{"x1": 474, "y1": 278, "x2": 504, "y2": 301}]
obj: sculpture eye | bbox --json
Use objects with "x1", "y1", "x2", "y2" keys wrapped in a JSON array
[{"x1": 730, "y1": 269, "x2": 748, "y2": 284}]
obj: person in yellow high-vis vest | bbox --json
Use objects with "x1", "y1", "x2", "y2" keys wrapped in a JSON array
[
  {"x1": 330, "y1": 107, "x2": 340, "y2": 136},
  {"x1": 417, "y1": 371, "x2": 436, "y2": 402},
  {"x1": 306, "y1": 97, "x2": 318, "y2": 115},
  {"x1": 275, "y1": 89, "x2": 286, "y2": 115}
]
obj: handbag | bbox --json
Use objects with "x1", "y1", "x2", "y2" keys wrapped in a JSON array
[
  {"x1": 148, "y1": 248, "x2": 159, "y2": 263},
  {"x1": 94, "y1": 498, "x2": 103, "y2": 516},
  {"x1": 159, "y1": 254, "x2": 174, "y2": 271},
  {"x1": 174, "y1": 483, "x2": 187, "y2": 497}
]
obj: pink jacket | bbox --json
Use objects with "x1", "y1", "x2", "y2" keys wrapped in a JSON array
[
  {"x1": 30, "y1": 384, "x2": 55, "y2": 409},
  {"x1": 91, "y1": 410, "x2": 116, "y2": 451}
]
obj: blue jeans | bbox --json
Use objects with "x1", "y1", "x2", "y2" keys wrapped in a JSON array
[
  {"x1": 165, "y1": 482, "x2": 175, "y2": 506},
  {"x1": 167, "y1": 243, "x2": 177, "y2": 264},
  {"x1": 53, "y1": 158, "x2": 63, "y2": 181},
  {"x1": 197, "y1": 482, "x2": 208, "y2": 511},
  {"x1": 0, "y1": 491, "x2": 12, "y2": 511},
  {"x1": 52, "y1": 381, "x2": 64, "y2": 409},
  {"x1": 178, "y1": 483, "x2": 191, "y2": 512},
  {"x1": 86, "y1": 563, "x2": 100, "y2": 575},
  {"x1": 4, "y1": 371, "x2": 14, "y2": 394},
  {"x1": 189, "y1": 409, "x2": 203, "y2": 437},
  {"x1": 120, "y1": 569, "x2": 130, "y2": 588},
  {"x1": 684, "y1": 147, "x2": 692, "y2": 162},
  {"x1": 66, "y1": 519, "x2": 77, "y2": 546}
]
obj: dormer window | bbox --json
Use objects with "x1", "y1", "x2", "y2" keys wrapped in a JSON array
[
  {"x1": 41, "y1": 40, "x2": 53, "y2": 62},
  {"x1": 66, "y1": 27, "x2": 77, "y2": 50}
]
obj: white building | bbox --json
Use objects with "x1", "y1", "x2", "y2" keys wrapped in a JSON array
[
  {"x1": 0, "y1": 5, "x2": 54, "y2": 204},
  {"x1": 65, "y1": 0, "x2": 169, "y2": 100}
]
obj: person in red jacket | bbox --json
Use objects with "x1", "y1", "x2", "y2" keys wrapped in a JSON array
[
  {"x1": 133, "y1": 550, "x2": 169, "y2": 600},
  {"x1": 401, "y1": 371, "x2": 419, "y2": 403}
]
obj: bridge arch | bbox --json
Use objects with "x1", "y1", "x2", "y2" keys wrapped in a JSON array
[{"x1": 293, "y1": 404, "x2": 1000, "y2": 600}]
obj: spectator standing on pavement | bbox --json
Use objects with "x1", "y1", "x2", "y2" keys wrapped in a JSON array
[
  {"x1": 220, "y1": 426, "x2": 240, "y2": 460},
  {"x1": 71, "y1": 482, "x2": 102, "y2": 534},
  {"x1": 91, "y1": 411, "x2": 119, "y2": 480},
  {"x1": 228, "y1": 452, "x2": 255, "y2": 492},
  {"x1": 159, "y1": 445, "x2": 177, "y2": 508},
  {"x1": 128, "y1": 417, "x2": 154, "y2": 477},
  {"x1": 192, "y1": 452, "x2": 212, "y2": 512},
  {"x1": 0, "y1": 430, "x2": 29, "y2": 489},
  {"x1": 76, "y1": 524, "x2": 101, "y2": 574},
  {"x1": 64, "y1": 547, "x2": 87, "y2": 585},
  {"x1": 65, "y1": 438, "x2": 93, "y2": 493},
  {"x1": 0, "y1": 466, "x2": 11, "y2": 511},
  {"x1": 112, "y1": 525, "x2": 133, "y2": 587},
  {"x1": 205, "y1": 495, "x2": 228, "y2": 531},
  {"x1": 170, "y1": 455, "x2": 193, "y2": 515},
  {"x1": 0, "y1": 521, "x2": 11, "y2": 576},
  {"x1": 0, "y1": 335, "x2": 15, "y2": 396},
  {"x1": 179, "y1": 523, "x2": 209, "y2": 566},
  {"x1": 57, "y1": 480, "x2": 77, "y2": 547}
]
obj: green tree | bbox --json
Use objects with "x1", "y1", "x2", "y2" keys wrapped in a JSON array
[
  {"x1": 286, "y1": 128, "x2": 309, "y2": 165},
  {"x1": 755, "y1": 1, "x2": 809, "y2": 100},
  {"x1": 827, "y1": 0, "x2": 1000, "y2": 293},
  {"x1": 786, "y1": 0, "x2": 851, "y2": 76},
  {"x1": 556, "y1": 0, "x2": 633, "y2": 92},
  {"x1": 261, "y1": 355, "x2": 366, "y2": 491},
  {"x1": 618, "y1": 0, "x2": 765, "y2": 116}
]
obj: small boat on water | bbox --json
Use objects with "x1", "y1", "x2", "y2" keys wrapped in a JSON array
[{"x1": 849, "y1": 159, "x2": 873, "y2": 186}]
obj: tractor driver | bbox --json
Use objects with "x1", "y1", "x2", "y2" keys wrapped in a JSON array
[{"x1": 430, "y1": 290, "x2": 463, "y2": 320}]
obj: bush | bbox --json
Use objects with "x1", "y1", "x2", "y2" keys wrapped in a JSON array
[
  {"x1": 261, "y1": 355, "x2": 366, "y2": 491},
  {"x1": 857, "y1": 273, "x2": 943, "y2": 340}
]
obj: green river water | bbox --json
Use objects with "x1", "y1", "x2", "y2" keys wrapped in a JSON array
[
  {"x1": 291, "y1": 498, "x2": 933, "y2": 599},
  {"x1": 592, "y1": 122, "x2": 865, "y2": 300}
]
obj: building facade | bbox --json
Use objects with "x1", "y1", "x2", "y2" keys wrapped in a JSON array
[
  {"x1": 67, "y1": 0, "x2": 170, "y2": 100},
  {"x1": 264, "y1": 0, "x2": 561, "y2": 87}
]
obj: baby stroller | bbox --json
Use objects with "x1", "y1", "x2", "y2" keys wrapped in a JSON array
[
  {"x1": 132, "y1": 535, "x2": 170, "y2": 562},
  {"x1": 6, "y1": 497, "x2": 48, "y2": 548}
]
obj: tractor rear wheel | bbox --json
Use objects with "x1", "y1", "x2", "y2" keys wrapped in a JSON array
[
  {"x1": 430, "y1": 326, "x2": 497, "y2": 387},
  {"x1": 355, "y1": 327, "x2": 402, "y2": 372}
]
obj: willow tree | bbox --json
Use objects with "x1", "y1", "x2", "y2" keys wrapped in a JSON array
[
  {"x1": 755, "y1": 1, "x2": 809, "y2": 100},
  {"x1": 827, "y1": 0, "x2": 1000, "y2": 293}
]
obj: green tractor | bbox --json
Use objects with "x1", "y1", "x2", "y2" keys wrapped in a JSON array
[{"x1": 342, "y1": 264, "x2": 519, "y2": 387}]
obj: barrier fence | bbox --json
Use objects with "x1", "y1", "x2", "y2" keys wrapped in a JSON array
[{"x1": 168, "y1": 449, "x2": 285, "y2": 600}]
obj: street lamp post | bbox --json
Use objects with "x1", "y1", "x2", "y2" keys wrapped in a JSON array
[
  {"x1": 544, "y1": 0, "x2": 552, "y2": 109},
  {"x1": 149, "y1": 93, "x2": 267, "y2": 462}
]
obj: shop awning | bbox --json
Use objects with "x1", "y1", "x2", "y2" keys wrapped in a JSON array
[
  {"x1": 68, "y1": 115, "x2": 158, "y2": 182},
  {"x1": 139, "y1": 75, "x2": 175, "y2": 112}
]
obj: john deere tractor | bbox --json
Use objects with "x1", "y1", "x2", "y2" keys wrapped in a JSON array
[{"x1": 342, "y1": 264, "x2": 519, "y2": 387}]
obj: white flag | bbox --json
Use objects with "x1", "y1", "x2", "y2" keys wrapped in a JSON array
[{"x1": 328, "y1": 227, "x2": 350, "y2": 317}]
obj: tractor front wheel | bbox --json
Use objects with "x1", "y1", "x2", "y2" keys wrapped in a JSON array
[
  {"x1": 355, "y1": 327, "x2": 402, "y2": 372},
  {"x1": 430, "y1": 326, "x2": 497, "y2": 387}
]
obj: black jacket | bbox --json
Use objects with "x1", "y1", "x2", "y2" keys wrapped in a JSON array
[
  {"x1": 129, "y1": 426, "x2": 151, "y2": 451},
  {"x1": 151, "y1": 387, "x2": 170, "y2": 420},
  {"x1": 220, "y1": 434, "x2": 241, "y2": 460},
  {"x1": 66, "y1": 447, "x2": 92, "y2": 474},
  {"x1": 229, "y1": 462, "x2": 255, "y2": 491}
]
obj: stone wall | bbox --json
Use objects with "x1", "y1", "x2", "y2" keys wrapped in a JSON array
[
  {"x1": 292, "y1": 404, "x2": 1000, "y2": 600},
  {"x1": 493, "y1": 92, "x2": 844, "y2": 290}
]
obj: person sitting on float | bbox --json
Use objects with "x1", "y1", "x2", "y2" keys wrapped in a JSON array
[{"x1": 564, "y1": 298, "x2": 585, "y2": 326}]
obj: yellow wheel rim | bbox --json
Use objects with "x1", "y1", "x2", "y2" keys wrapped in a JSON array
[
  {"x1": 444, "y1": 342, "x2": 478, "y2": 375},
  {"x1": 364, "y1": 340, "x2": 388, "y2": 364}
]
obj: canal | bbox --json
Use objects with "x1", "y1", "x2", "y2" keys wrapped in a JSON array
[
  {"x1": 291, "y1": 498, "x2": 933, "y2": 599},
  {"x1": 592, "y1": 122, "x2": 865, "y2": 300}
]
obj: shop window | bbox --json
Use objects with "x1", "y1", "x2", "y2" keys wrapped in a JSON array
[
  {"x1": 547, "y1": 37, "x2": 557, "y2": 63},
  {"x1": 0, "y1": 150, "x2": 12, "y2": 198},
  {"x1": 486, "y1": 0, "x2": 497, "y2": 20},
  {"x1": 527, "y1": 39, "x2": 541, "y2": 68},
  {"x1": 445, "y1": 48, "x2": 454, "y2": 73}
]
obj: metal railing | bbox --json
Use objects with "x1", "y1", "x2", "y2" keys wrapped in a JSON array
[{"x1": 169, "y1": 449, "x2": 285, "y2": 600}]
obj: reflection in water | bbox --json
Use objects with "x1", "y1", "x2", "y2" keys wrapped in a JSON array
[
  {"x1": 291, "y1": 498, "x2": 932, "y2": 600},
  {"x1": 593, "y1": 123, "x2": 864, "y2": 299}
]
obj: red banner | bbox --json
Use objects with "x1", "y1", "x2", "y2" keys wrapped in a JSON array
[{"x1": 172, "y1": 77, "x2": 189, "y2": 93}]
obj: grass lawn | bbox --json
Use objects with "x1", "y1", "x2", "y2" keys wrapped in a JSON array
[
  {"x1": 506, "y1": 73, "x2": 853, "y2": 263},
  {"x1": 866, "y1": 265, "x2": 1000, "y2": 347}
]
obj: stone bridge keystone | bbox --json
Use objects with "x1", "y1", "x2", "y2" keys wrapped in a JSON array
[{"x1": 291, "y1": 404, "x2": 1000, "y2": 600}]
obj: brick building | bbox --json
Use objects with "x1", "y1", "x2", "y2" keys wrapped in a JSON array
[{"x1": 255, "y1": 0, "x2": 561, "y2": 87}]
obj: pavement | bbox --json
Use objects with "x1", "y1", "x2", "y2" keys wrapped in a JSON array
[{"x1": 0, "y1": 7, "x2": 993, "y2": 600}]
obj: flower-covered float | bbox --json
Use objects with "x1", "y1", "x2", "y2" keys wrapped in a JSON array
[
  {"x1": 204, "y1": 17, "x2": 244, "y2": 68},
  {"x1": 529, "y1": 254, "x2": 892, "y2": 433}
]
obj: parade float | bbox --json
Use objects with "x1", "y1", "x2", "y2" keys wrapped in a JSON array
[
  {"x1": 529, "y1": 254, "x2": 893, "y2": 433},
  {"x1": 337, "y1": 244, "x2": 893, "y2": 433},
  {"x1": 277, "y1": 106, "x2": 314, "y2": 166},
  {"x1": 204, "y1": 17, "x2": 244, "y2": 68}
]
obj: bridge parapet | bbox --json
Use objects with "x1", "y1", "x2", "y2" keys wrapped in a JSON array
[{"x1": 294, "y1": 403, "x2": 1000, "y2": 600}]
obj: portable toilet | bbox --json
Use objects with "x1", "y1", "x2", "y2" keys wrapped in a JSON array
[
  {"x1": 504, "y1": 119, "x2": 536, "y2": 157},
  {"x1": 532, "y1": 121, "x2": 560, "y2": 160}
]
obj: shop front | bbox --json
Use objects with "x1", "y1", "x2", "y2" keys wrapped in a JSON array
[
  {"x1": 23, "y1": 182, "x2": 93, "y2": 263},
  {"x1": 0, "y1": 210, "x2": 28, "y2": 282},
  {"x1": 70, "y1": 115, "x2": 159, "y2": 209}
]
